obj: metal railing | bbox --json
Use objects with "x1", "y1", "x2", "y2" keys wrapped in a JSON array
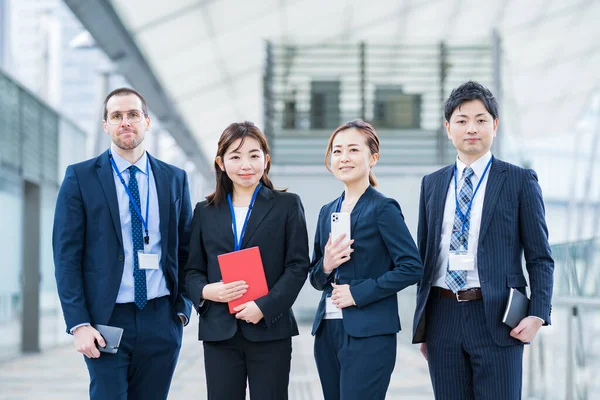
[
  {"x1": 526, "y1": 239, "x2": 600, "y2": 399},
  {"x1": 263, "y1": 36, "x2": 501, "y2": 165}
]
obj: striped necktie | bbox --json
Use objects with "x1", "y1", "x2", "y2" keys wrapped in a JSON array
[{"x1": 445, "y1": 166, "x2": 474, "y2": 292}]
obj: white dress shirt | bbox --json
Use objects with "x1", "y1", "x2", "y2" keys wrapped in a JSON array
[
  {"x1": 432, "y1": 151, "x2": 492, "y2": 289},
  {"x1": 233, "y1": 206, "x2": 249, "y2": 244},
  {"x1": 111, "y1": 147, "x2": 170, "y2": 303}
]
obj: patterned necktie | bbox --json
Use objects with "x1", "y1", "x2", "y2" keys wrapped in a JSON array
[
  {"x1": 129, "y1": 166, "x2": 147, "y2": 309},
  {"x1": 445, "y1": 166, "x2": 475, "y2": 293}
]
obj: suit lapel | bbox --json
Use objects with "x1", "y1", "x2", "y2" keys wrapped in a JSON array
[
  {"x1": 96, "y1": 150, "x2": 123, "y2": 245},
  {"x1": 148, "y1": 154, "x2": 171, "y2": 264},
  {"x1": 432, "y1": 166, "x2": 454, "y2": 252},
  {"x1": 350, "y1": 186, "x2": 376, "y2": 233},
  {"x1": 478, "y1": 158, "x2": 507, "y2": 245},
  {"x1": 241, "y1": 187, "x2": 276, "y2": 248},
  {"x1": 211, "y1": 201, "x2": 235, "y2": 250}
]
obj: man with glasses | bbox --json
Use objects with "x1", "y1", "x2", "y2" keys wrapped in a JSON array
[{"x1": 53, "y1": 87, "x2": 193, "y2": 399}]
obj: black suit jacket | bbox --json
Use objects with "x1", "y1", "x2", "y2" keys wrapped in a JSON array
[
  {"x1": 412, "y1": 157, "x2": 554, "y2": 347},
  {"x1": 184, "y1": 186, "x2": 310, "y2": 342}
]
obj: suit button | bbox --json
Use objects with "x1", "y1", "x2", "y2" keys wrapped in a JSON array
[{"x1": 118, "y1": 255, "x2": 124, "y2": 261}]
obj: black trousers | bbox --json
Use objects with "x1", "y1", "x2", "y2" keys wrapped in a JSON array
[{"x1": 203, "y1": 328, "x2": 292, "y2": 400}]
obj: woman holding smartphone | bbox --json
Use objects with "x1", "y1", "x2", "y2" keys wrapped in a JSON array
[
  {"x1": 309, "y1": 119, "x2": 424, "y2": 400},
  {"x1": 184, "y1": 121, "x2": 310, "y2": 400}
]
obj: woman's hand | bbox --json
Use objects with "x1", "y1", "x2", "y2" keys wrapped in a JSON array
[
  {"x1": 233, "y1": 301, "x2": 264, "y2": 324},
  {"x1": 323, "y1": 233, "x2": 354, "y2": 273},
  {"x1": 202, "y1": 280, "x2": 248, "y2": 303},
  {"x1": 331, "y1": 283, "x2": 356, "y2": 309}
]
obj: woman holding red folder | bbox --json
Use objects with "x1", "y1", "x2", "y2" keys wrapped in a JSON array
[
  {"x1": 184, "y1": 121, "x2": 310, "y2": 400},
  {"x1": 309, "y1": 119, "x2": 424, "y2": 400}
]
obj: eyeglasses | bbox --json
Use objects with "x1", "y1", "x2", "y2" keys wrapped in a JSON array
[{"x1": 105, "y1": 110, "x2": 145, "y2": 125}]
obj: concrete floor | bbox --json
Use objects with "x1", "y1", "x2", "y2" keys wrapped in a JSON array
[{"x1": 0, "y1": 318, "x2": 434, "y2": 400}]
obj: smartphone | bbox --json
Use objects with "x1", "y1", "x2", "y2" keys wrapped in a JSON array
[
  {"x1": 331, "y1": 212, "x2": 351, "y2": 245},
  {"x1": 93, "y1": 324, "x2": 124, "y2": 354}
]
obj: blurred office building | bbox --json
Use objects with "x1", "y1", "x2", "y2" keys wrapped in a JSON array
[
  {"x1": 1, "y1": 1, "x2": 600, "y2": 398},
  {"x1": 0, "y1": 0, "x2": 207, "y2": 362}
]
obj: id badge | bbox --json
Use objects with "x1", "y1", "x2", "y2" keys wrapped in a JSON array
[
  {"x1": 448, "y1": 252, "x2": 475, "y2": 271},
  {"x1": 325, "y1": 296, "x2": 338, "y2": 313},
  {"x1": 137, "y1": 250, "x2": 159, "y2": 270}
]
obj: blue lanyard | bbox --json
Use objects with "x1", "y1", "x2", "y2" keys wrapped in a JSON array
[
  {"x1": 333, "y1": 192, "x2": 345, "y2": 283},
  {"x1": 454, "y1": 157, "x2": 493, "y2": 234},
  {"x1": 335, "y1": 192, "x2": 344, "y2": 213},
  {"x1": 109, "y1": 150, "x2": 151, "y2": 245},
  {"x1": 227, "y1": 182, "x2": 263, "y2": 251}
]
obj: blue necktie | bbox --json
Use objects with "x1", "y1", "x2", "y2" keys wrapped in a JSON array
[
  {"x1": 445, "y1": 166, "x2": 475, "y2": 292},
  {"x1": 129, "y1": 166, "x2": 147, "y2": 310}
]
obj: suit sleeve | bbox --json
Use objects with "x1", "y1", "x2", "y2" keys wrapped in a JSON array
[
  {"x1": 174, "y1": 171, "x2": 193, "y2": 323},
  {"x1": 254, "y1": 195, "x2": 310, "y2": 328},
  {"x1": 519, "y1": 169, "x2": 554, "y2": 324},
  {"x1": 184, "y1": 202, "x2": 210, "y2": 314},
  {"x1": 417, "y1": 177, "x2": 428, "y2": 265},
  {"x1": 350, "y1": 198, "x2": 424, "y2": 307},
  {"x1": 53, "y1": 166, "x2": 90, "y2": 333},
  {"x1": 308, "y1": 207, "x2": 334, "y2": 291}
]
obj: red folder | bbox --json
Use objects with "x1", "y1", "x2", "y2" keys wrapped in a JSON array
[{"x1": 217, "y1": 246, "x2": 269, "y2": 314}]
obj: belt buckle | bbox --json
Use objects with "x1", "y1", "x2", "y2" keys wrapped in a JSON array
[{"x1": 455, "y1": 291, "x2": 468, "y2": 302}]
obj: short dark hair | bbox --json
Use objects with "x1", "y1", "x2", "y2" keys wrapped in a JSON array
[
  {"x1": 444, "y1": 81, "x2": 498, "y2": 122},
  {"x1": 102, "y1": 87, "x2": 148, "y2": 120}
]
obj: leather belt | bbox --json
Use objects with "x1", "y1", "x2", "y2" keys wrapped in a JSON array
[{"x1": 434, "y1": 287, "x2": 483, "y2": 302}]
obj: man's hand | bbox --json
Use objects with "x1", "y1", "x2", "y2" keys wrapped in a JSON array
[
  {"x1": 419, "y1": 343, "x2": 427, "y2": 360},
  {"x1": 202, "y1": 280, "x2": 248, "y2": 303},
  {"x1": 178, "y1": 315, "x2": 186, "y2": 325},
  {"x1": 73, "y1": 325, "x2": 105, "y2": 359},
  {"x1": 510, "y1": 316, "x2": 544, "y2": 342},
  {"x1": 331, "y1": 283, "x2": 356, "y2": 309},
  {"x1": 233, "y1": 301, "x2": 264, "y2": 324}
]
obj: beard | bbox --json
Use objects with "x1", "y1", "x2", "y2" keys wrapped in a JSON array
[{"x1": 113, "y1": 131, "x2": 144, "y2": 150}]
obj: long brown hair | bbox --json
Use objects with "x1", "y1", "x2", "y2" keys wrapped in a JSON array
[
  {"x1": 206, "y1": 121, "x2": 281, "y2": 205},
  {"x1": 324, "y1": 119, "x2": 380, "y2": 187}
]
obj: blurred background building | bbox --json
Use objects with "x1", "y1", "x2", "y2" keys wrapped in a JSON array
[{"x1": 1, "y1": 0, "x2": 600, "y2": 399}]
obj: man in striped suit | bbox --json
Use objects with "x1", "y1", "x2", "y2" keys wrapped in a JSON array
[{"x1": 412, "y1": 81, "x2": 554, "y2": 399}]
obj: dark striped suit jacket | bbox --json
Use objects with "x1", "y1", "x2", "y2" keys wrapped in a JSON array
[{"x1": 412, "y1": 157, "x2": 554, "y2": 347}]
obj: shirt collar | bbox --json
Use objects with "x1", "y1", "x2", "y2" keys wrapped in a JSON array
[
  {"x1": 110, "y1": 146, "x2": 148, "y2": 175},
  {"x1": 455, "y1": 151, "x2": 492, "y2": 180}
]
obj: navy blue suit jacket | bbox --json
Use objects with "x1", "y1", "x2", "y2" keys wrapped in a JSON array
[
  {"x1": 184, "y1": 187, "x2": 310, "y2": 342},
  {"x1": 412, "y1": 157, "x2": 554, "y2": 347},
  {"x1": 310, "y1": 186, "x2": 424, "y2": 337},
  {"x1": 53, "y1": 150, "x2": 193, "y2": 332}
]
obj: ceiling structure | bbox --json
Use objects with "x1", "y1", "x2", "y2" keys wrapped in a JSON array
[{"x1": 66, "y1": 0, "x2": 600, "y2": 174}]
